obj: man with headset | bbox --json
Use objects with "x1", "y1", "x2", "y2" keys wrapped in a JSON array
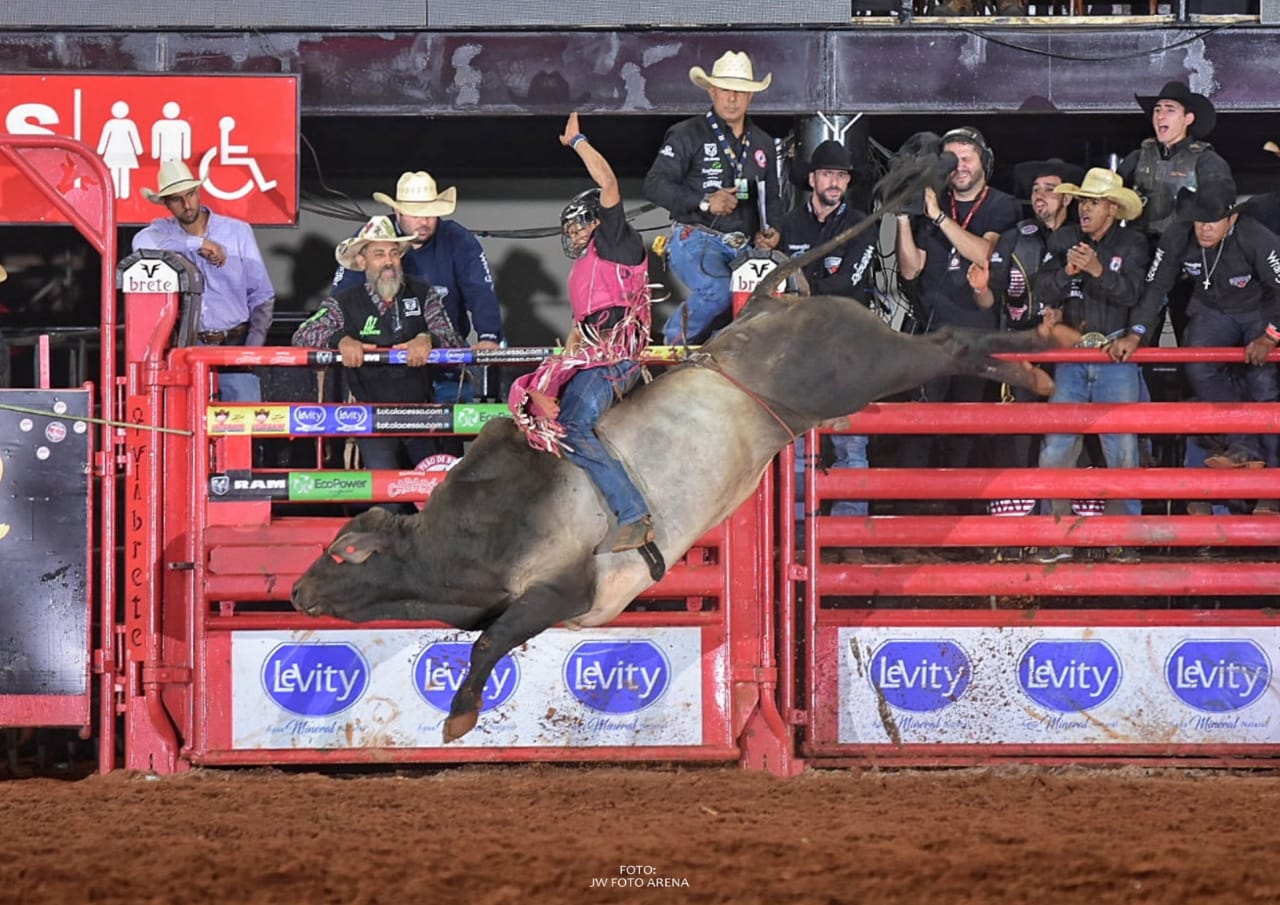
[{"x1": 893, "y1": 126, "x2": 1020, "y2": 478}]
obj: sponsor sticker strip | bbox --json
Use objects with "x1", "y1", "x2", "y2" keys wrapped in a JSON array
[
  {"x1": 230, "y1": 628, "x2": 704, "y2": 749},
  {"x1": 837, "y1": 625, "x2": 1279, "y2": 745},
  {"x1": 206, "y1": 403, "x2": 506, "y2": 436}
]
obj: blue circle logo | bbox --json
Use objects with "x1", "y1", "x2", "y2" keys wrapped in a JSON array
[
  {"x1": 868, "y1": 640, "x2": 972, "y2": 712},
  {"x1": 413, "y1": 642, "x2": 520, "y2": 714},
  {"x1": 1165, "y1": 639, "x2": 1271, "y2": 713},
  {"x1": 1018, "y1": 640, "x2": 1122, "y2": 712},
  {"x1": 261, "y1": 643, "x2": 370, "y2": 717},
  {"x1": 563, "y1": 640, "x2": 671, "y2": 713}
]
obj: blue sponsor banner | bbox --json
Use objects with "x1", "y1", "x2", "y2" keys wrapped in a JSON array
[
  {"x1": 261, "y1": 642, "x2": 370, "y2": 717},
  {"x1": 1165, "y1": 639, "x2": 1271, "y2": 713},
  {"x1": 868, "y1": 639, "x2": 972, "y2": 713},
  {"x1": 413, "y1": 642, "x2": 520, "y2": 714},
  {"x1": 1018, "y1": 640, "x2": 1123, "y2": 712},
  {"x1": 563, "y1": 640, "x2": 672, "y2": 713}
]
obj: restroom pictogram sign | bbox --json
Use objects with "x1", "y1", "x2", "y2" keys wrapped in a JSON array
[{"x1": 0, "y1": 74, "x2": 298, "y2": 225}]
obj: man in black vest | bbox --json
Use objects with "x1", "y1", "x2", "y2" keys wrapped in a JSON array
[
  {"x1": 294, "y1": 216, "x2": 466, "y2": 485},
  {"x1": 1118, "y1": 80, "x2": 1233, "y2": 344},
  {"x1": 966, "y1": 158, "x2": 1082, "y2": 555}
]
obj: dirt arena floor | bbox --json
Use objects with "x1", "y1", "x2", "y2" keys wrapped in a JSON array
[{"x1": 1, "y1": 764, "x2": 1278, "y2": 904}]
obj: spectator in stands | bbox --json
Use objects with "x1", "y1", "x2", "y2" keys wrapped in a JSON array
[
  {"x1": 509, "y1": 114, "x2": 655, "y2": 553},
  {"x1": 644, "y1": 49, "x2": 782, "y2": 345},
  {"x1": 1031, "y1": 169, "x2": 1150, "y2": 564},
  {"x1": 295, "y1": 216, "x2": 466, "y2": 500},
  {"x1": 134, "y1": 160, "x2": 275, "y2": 401},
  {"x1": 1141, "y1": 178, "x2": 1280, "y2": 513},
  {"x1": 779, "y1": 139, "x2": 877, "y2": 562},
  {"x1": 1117, "y1": 80, "x2": 1232, "y2": 344},
  {"x1": 967, "y1": 157, "x2": 1083, "y2": 558},
  {"x1": 894, "y1": 126, "x2": 1020, "y2": 481},
  {"x1": 332, "y1": 170, "x2": 504, "y2": 406}
]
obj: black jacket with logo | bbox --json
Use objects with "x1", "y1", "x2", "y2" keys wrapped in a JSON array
[
  {"x1": 644, "y1": 112, "x2": 782, "y2": 236},
  {"x1": 1141, "y1": 215, "x2": 1280, "y2": 329},
  {"x1": 1032, "y1": 222, "x2": 1151, "y2": 337},
  {"x1": 779, "y1": 200, "x2": 876, "y2": 301}
]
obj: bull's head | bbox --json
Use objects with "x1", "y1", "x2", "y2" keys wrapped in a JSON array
[{"x1": 291, "y1": 508, "x2": 420, "y2": 622}]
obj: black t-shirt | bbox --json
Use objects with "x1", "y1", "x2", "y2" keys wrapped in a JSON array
[
  {"x1": 592, "y1": 200, "x2": 646, "y2": 266},
  {"x1": 911, "y1": 187, "x2": 1019, "y2": 330}
]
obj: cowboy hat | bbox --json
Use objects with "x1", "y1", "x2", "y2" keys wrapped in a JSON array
[
  {"x1": 807, "y1": 139, "x2": 854, "y2": 174},
  {"x1": 1053, "y1": 168, "x2": 1144, "y2": 222},
  {"x1": 335, "y1": 216, "x2": 416, "y2": 269},
  {"x1": 1175, "y1": 178, "x2": 1240, "y2": 222},
  {"x1": 1135, "y1": 80, "x2": 1217, "y2": 139},
  {"x1": 0, "y1": 264, "x2": 6, "y2": 283},
  {"x1": 1012, "y1": 158, "x2": 1085, "y2": 197},
  {"x1": 142, "y1": 160, "x2": 205, "y2": 204},
  {"x1": 689, "y1": 51, "x2": 771, "y2": 94},
  {"x1": 372, "y1": 171, "x2": 457, "y2": 218}
]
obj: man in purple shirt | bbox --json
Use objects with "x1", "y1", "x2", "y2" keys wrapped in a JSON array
[{"x1": 133, "y1": 160, "x2": 275, "y2": 401}]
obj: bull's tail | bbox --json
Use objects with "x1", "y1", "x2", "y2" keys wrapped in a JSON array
[{"x1": 746, "y1": 153, "x2": 957, "y2": 307}]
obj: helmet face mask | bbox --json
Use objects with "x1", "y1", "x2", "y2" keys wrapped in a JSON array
[{"x1": 561, "y1": 188, "x2": 602, "y2": 259}]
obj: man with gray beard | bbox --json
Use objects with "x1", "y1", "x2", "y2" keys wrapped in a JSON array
[{"x1": 294, "y1": 216, "x2": 466, "y2": 488}]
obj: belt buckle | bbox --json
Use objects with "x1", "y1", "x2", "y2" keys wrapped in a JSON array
[
  {"x1": 1076, "y1": 332, "x2": 1109, "y2": 349},
  {"x1": 723, "y1": 231, "x2": 747, "y2": 250}
]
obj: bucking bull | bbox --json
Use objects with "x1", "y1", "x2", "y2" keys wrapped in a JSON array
[{"x1": 291, "y1": 152, "x2": 1056, "y2": 742}]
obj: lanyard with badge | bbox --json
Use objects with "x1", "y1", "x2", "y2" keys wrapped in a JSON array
[
  {"x1": 705, "y1": 111, "x2": 752, "y2": 200},
  {"x1": 946, "y1": 186, "x2": 990, "y2": 271}
]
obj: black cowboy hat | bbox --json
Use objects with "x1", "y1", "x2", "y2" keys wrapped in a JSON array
[
  {"x1": 1175, "y1": 178, "x2": 1240, "y2": 222},
  {"x1": 1135, "y1": 80, "x2": 1217, "y2": 139},
  {"x1": 1012, "y1": 158, "x2": 1086, "y2": 197},
  {"x1": 807, "y1": 139, "x2": 854, "y2": 173}
]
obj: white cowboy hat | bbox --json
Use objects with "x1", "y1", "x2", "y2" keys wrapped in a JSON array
[
  {"x1": 335, "y1": 215, "x2": 416, "y2": 269},
  {"x1": 0, "y1": 264, "x2": 6, "y2": 283},
  {"x1": 689, "y1": 50, "x2": 771, "y2": 94},
  {"x1": 1054, "y1": 168, "x2": 1144, "y2": 222},
  {"x1": 372, "y1": 171, "x2": 457, "y2": 217},
  {"x1": 142, "y1": 160, "x2": 205, "y2": 204}
]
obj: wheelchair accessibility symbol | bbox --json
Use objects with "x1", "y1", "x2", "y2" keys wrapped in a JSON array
[{"x1": 198, "y1": 115, "x2": 278, "y2": 201}]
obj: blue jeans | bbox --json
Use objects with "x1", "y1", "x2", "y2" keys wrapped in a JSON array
[
  {"x1": 433, "y1": 368, "x2": 475, "y2": 405},
  {"x1": 1038, "y1": 361, "x2": 1141, "y2": 517},
  {"x1": 663, "y1": 225, "x2": 737, "y2": 345},
  {"x1": 1185, "y1": 304, "x2": 1279, "y2": 465},
  {"x1": 217, "y1": 372, "x2": 261, "y2": 402},
  {"x1": 830, "y1": 433, "x2": 869, "y2": 517},
  {"x1": 560, "y1": 361, "x2": 648, "y2": 525}
]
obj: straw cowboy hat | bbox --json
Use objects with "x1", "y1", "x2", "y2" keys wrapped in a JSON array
[
  {"x1": 1135, "y1": 80, "x2": 1217, "y2": 139},
  {"x1": 1053, "y1": 168, "x2": 1144, "y2": 222},
  {"x1": 372, "y1": 171, "x2": 457, "y2": 218},
  {"x1": 689, "y1": 50, "x2": 771, "y2": 94},
  {"x1": 1175, "y1": 178, "x2": 1240, "y2": 223},
  {"x1": 142, "y1": 160, "x2": 206, "y2": 204},
  {"x1": 335, "y1": 215, "x2": 416, "y2": 269},
  {"x1": 0, "y1": 264, "x2": 6, "y2": 283}
]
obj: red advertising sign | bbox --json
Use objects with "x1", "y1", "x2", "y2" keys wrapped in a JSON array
[{"x1": 0, "y1": 74, "x2": 298, "y2": 225}]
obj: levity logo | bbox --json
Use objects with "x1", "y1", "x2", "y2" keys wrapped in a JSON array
[
  {"x1": 292, "y1": 405, "x2": 327, "y2": 432},
  {"x1": 413, "y1": 642, "x2": 519, "y2": 713},
  {"x1": 261, "y1": 643, "x2": 369, "y2": 717},
  {"x1": 1018, "y1": 640, "x2": 1122, "y2": 712},
  {"x1": 1165, "y1": 639, "x2": 1271, "y2": 712},
  {"x1": 333, "y1": 405, "x2": 370, "y2": 432},
  {"x1": 868, "y1": 640, "x2": 971, "y2": 712},
  {"x1": 564, "y1": 640, "x2": 670, "y2": 714}
]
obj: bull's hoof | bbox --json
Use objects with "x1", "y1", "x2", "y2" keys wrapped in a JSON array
[{"x1": 442, "y1": 710, "x2": 479, "y2": 743}]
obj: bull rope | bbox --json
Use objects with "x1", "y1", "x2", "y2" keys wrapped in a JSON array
[{"x1": 684, "y1": 351, "x2": 799, "y2": 442}]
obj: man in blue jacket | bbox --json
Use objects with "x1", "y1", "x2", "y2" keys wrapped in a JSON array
[{"x1": 331, "y1": 170, "x2": 504, "y2": 405}]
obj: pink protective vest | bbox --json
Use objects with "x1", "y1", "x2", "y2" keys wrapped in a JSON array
[{"x1": 568, "y1": 240, "x2": 650, "y2": 323}]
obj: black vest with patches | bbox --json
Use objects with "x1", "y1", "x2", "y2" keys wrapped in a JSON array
[
  {"x1": 333, "y1": 279, "x2": 435, "y2": 403},
  {"x1": 1133, "y1": 138, "x2": 1211, "y2": 237}
]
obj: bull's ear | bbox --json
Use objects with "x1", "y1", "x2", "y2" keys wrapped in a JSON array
[{"x1": 327, "y1": 532, "x2": 383, "y2": 564}]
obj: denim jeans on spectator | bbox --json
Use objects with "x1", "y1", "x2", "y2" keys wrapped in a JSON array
[
  {"x1": 663, "y1": 226, "x2": 737, "y2": 345},
  {"x1": 433, "y1": 368, "x2": 475, "y2": 405},
  {"x1": 1185, "y1": 304, "x2": 1279, "y2": 465},
  {"x1": 830, "y1": 433, "x2": 869, "y2": 517},
  {"x1": 560, "y1": 361, "x2": 648, "y2": 525},
  {"x1": 1038, "y1": 361, "x2": 1141, "y2": 517},
  {"x1": 217, "y1": 372, "x2": 261, "y2": 402}
]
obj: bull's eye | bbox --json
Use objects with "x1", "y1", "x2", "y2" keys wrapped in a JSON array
[{"x1": 330, "y1": 554, "x2": 343, "y2": 563}]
